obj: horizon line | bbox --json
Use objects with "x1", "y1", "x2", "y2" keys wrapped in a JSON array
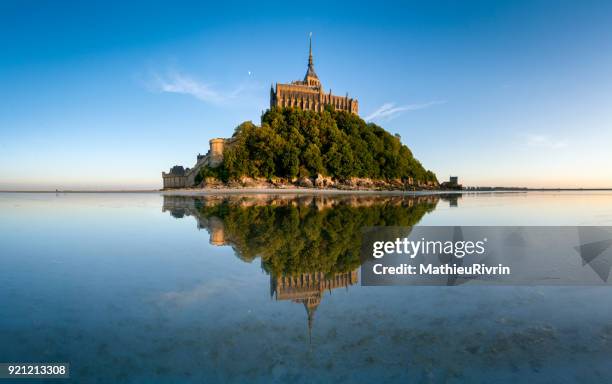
[{"x1": 2, "y1": 188, "x2": 612, "y2": 193}]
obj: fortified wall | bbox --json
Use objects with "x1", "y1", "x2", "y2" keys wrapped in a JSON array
[{"x1": 162, "y1": 138, "x2": 228, "y2": 189}]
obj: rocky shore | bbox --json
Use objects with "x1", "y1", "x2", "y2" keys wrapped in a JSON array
[{"x1": 185, "y1": 174, "x2": 439, "y2": 192}]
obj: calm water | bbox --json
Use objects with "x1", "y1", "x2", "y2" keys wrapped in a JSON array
[{"x1": 2, "y1": 191, "x2": 612, "y2": 383}]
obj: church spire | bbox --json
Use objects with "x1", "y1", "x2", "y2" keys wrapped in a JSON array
[
  {"x1": 308, "y1": 33, "x2": 313, "y2": 69},
  {"x1": 304, "y1": 33, "x2": 320, "y2": 87}
]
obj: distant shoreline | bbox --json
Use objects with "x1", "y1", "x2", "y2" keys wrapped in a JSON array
[
  {"x1": 1, "y1": 188, "x2": 611, "y2": 194},
  {"x1": 0, "y1": 190, "x2": 161, "y2": 194},
  {"x1": 160, "y1": 188, "x2": 464, "y2": 196}
]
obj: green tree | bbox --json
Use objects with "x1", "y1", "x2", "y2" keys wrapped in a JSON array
[
  {"x1": 302, "y1": 143, "x2": 324, "y2": 175},
  {"x1": 200, "y1": 107, "x2": 437, "y2": 185}
]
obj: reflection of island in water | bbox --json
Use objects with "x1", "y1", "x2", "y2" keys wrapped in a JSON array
[{"x1": 163, "y1": 194, "x2": 459, "y2": 334}]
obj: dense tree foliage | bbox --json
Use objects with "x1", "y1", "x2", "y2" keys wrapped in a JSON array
[
  {"x1": 198, "y1": 107, "x2": 437, "y2": 184},
  {"x1": 193, "y1": 196, "x2": 437, "y2": 276}
]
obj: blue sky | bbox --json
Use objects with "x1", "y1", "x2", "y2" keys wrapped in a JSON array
[{"x1": 1, "y1": 0, "x2": 611, "y2": 189}]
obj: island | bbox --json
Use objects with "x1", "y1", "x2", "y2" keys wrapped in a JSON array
[{"x1": 162, "y1": 38, "x2": 439, "y2": 191}]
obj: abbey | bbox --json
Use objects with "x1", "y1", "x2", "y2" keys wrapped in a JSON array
[
  {"x1": 162, "y1": 37, "x2": 359, "y2": 189},
  {"x1": 270, "y1": 38, "x2": 358, "y2": 114}
]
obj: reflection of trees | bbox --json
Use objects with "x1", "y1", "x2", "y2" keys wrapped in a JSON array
[
  {"x1": 163, "y1": 194, "x2": 449, "y2": 337},
  {"x1": 163, "y1": 194, "x2": 441, "y2": 276}
]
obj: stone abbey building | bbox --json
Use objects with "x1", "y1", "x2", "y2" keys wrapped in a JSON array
[
  {"x1": 162, "y1": 38, "x2": 358, "y2": 189},
  {"x1": 270, "y1": 38, "x2": 358, "y2": 114}
]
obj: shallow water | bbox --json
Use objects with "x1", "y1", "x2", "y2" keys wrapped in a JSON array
[{"x1": 2, "y1": 191, "x2": 612, "y2": 383}]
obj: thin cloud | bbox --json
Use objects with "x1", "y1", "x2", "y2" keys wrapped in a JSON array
[
  {"x1": 365, "y1": 101, "x2": 445, "y2": 121},
  {"x1": 525, "y1": 134, "x2": 568, "y2": 149},
  {"x1": 148, "y1": 70, "x2": 263, "y2": 106}
]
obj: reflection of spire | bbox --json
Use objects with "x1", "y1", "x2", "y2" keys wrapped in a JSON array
[
  {"x1": 303, "y1": 294, "x2": 321, "y2": 344},
  {"x1": 304, "y1": 303, "x2": 317, "y2": 344}
]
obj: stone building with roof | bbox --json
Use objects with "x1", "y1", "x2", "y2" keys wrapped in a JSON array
[{"x1": 270, "y1": 37, "x2": 358, "y2": 114}]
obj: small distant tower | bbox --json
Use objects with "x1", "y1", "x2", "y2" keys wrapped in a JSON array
[
  {"x1": 209, "y1": 138, "x2": 225, "y2": 157},
  {"x1": 208, "y1": 138, "x2": 226, "y2": 167}
]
